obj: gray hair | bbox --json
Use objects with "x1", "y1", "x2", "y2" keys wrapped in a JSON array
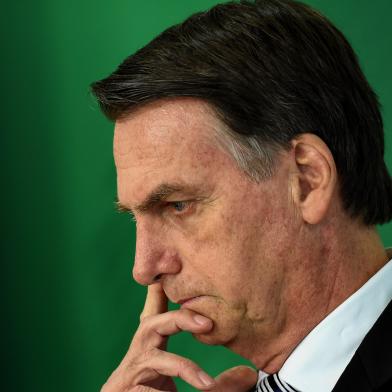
[
  {"x1": 214, "y1": 124, "x2": 281, "y2": 181},
  {"x1": 205, "y1": 103, "x2": 282, "y2": 181}
]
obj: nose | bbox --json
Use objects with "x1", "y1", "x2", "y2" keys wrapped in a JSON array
[{"x1": 132, "y1": 219, "x2": 181, "y2": 285}]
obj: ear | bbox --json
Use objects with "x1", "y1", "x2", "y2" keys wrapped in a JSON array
[{"x1": 290, "y1": 134, "x2": 337, "y2": 224}]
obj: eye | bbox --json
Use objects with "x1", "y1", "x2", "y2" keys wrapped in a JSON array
[
  {"x1": 165, "y1": 200, "x2": 194, "y2": 215},
  {"x1": 170, "y1": 201, "x2": 189, "y2": 213}
]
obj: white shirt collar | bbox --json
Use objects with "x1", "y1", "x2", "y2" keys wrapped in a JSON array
[{"x1": 258, "y1": 248, "x2": 392, "y2": 392}]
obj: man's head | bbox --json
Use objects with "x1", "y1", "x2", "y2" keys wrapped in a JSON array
[
  {"x1": 92, "y1": 0, "x2": 392, "y2": 369},
  {"x1": 92, "y1": 0, "x2": 392, "y2": 225}
]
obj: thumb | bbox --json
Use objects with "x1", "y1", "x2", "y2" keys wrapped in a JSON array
[{"x1": 213, "y1": 365, "x2": 258, "y2": 392}]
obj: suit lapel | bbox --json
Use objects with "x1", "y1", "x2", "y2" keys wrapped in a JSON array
[{"x1": 333, "y1": 299, "x2": 392, "y2": 391}]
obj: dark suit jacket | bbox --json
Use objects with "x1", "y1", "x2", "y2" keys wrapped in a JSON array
[
  {"x1": 248, "y1": 299, "x2": 392, "y2": 392},
  {"x1": 332, "y1": 299, "x2": 392, "y2": 391}
]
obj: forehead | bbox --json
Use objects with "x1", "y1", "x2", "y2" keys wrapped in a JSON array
[
  {"x1": 113, "y1": 98, "x2": 237, "y2": 202},
  {"x1": 114, "y1": 98, "x2": 220, "y2": 168}
]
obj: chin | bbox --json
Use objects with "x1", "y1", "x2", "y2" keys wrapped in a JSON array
[
  {"x1": 192, "y1": 329, "x2": 235, "y2": 345},
  {"x1": 187, "y1": 301, "x2": 243, "y2": 346}
]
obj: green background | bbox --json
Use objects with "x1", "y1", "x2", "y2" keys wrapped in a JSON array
[{"x1": 3, "y1": 1, "x2": 391, "y2": 391}]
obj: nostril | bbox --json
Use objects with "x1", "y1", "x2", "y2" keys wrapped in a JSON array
[{"x1": 153, "y1": 273, "x2": 162, "y2": 282}]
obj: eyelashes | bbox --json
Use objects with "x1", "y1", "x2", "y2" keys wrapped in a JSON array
[{"x1": 127, "y1": 200, "x2": 194, "y2": 223}]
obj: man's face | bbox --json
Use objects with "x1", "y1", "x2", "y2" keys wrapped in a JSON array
[{"x1": 114, "y1": 98, "x2": 301, "y2": 351}]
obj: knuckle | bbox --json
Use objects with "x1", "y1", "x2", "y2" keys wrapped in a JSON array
[
  {"x1": 177, "y1": 358, "x2": 197, "y2": 377},
  {"x1": 137, "y1": 347, "x2": 159, "y2": 364},
  {"x1": 139, "y1": 311, "x2": 147, "y2": 322},
  {"x1": 177, "y1": 308, "x2": 196, "y2": 320},
  {"x1": 138, "y1": 315, "x2": 147, "y2": 325},
  {"x1": 120, "y1": 354, "x2": 159, "y2": 387},
  {"x1": 139, "y1": 314, "x2": 153, "y2": 327},
  {"x1": 133, "y1": 316, "x2": 153, "y2": 342},
  {"x1": 131, "y1": 386, "x2": 149, "y2": 392}
]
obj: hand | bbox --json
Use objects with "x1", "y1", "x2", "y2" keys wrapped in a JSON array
[
  {"x1": 212, "y1": 366, "x2": 258, "y2": 392},
  {"x1": 101, "y1": 283, "x2": 216, "y2": 391}
]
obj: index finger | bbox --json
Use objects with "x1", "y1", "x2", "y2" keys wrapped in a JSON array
[{"x1": 139, "y1": 283, "x2": 168, "y2": 320}]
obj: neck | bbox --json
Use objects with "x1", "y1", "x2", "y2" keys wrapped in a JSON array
[{"x1": 227, "y1": 219, "x2": 389, "y2": 373}]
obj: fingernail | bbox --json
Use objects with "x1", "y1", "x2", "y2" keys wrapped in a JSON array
[
  {"x1": 193, "y1": 314, "x2": 211, "y2": 325},
  {"x1": 198, "y1": 371, "x2": 215, "y2": 386}
]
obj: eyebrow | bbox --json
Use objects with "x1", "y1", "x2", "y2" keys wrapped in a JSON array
[{"x1": 115, "y1": 183, "x2": 195, "y2": 214}]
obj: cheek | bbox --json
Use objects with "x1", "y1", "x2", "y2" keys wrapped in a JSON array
[
  {"x1": 213, "y1": 195, "x2": 295, "y2": 297},
  {"x1": 175, "y1": 210, "x2": 258, "y2": 302},
  {"x1": 170, "y1": 177, "x2": 295, "y2": 295}
]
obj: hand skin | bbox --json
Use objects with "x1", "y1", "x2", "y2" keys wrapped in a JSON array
[{"x1": 101, "y1": 283, "x2": 257, "y2": 392}]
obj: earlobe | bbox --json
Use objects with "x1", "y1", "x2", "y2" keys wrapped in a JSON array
[{"x1": 291, "y1": 134, "x2": 337, "y2": 224}]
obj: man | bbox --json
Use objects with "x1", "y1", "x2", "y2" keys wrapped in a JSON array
[{"x1": 91, "y1": 0, "x2": 392, "y2": 391}]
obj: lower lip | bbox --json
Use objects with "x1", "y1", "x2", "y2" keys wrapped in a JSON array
[{"x1": 180, "y1": 296, "x2": 205, "y2": 308}]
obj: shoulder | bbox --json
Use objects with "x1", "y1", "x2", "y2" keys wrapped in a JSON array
[{"x1": 333, "y1": 300, "x2": 392, "y2": 391}]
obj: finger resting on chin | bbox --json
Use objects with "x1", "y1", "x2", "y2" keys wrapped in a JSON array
[
  {"x1": 149, "y1": 309, "x2": 213, "y2": 336},
  {"x1": 132, "y1": 309, "x2": 213, "y2": 351}
]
